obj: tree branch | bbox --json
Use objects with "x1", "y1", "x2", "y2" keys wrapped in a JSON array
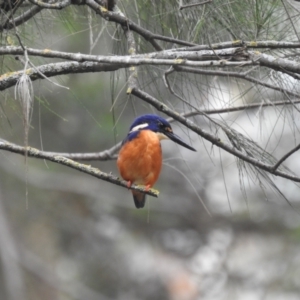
[
  {"x1": 0, "y1": 140, "x2": 158, "y2": 198},
  {"x1": 272, "y1": 144, "x2": 300, "y2": 172},
  {"x1": 130, "y1": 87, "x2": 300, "y2": 183},
  {"x1": 0, "y1": 56, "x2": 256, "y2": 92},
  {"x1": 249, "y1": 51, "x2": 300, "y2": 75},
  {"x1": 2, "y1": 46, "x2": 299, "y2": 101},
  {"x1": 0, "y1": 46, "x2": 248, "y2": 62},
  {"x1": 0, "y1": 61, "x2": 121, "y2": 91}
]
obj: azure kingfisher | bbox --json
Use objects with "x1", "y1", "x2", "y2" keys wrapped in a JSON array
[{"x1": 117, "y1": 114, "x2": 196, "y2": 208}]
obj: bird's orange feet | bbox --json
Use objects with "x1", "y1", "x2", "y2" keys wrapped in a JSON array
[
  {"x1": 127, "y1": 181, "x2": 132, "y2": 189},
  {"x1": 145, "y1": 184, "x2": 151, "y2": 191}
]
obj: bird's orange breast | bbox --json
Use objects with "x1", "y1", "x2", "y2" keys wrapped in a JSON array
[{"x1": 117, "y1": 130, "x2": 162, "y2": 187}]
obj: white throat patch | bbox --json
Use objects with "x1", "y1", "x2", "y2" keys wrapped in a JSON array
[
  {"x1": 156, "y1": 132, "x2": 169, "y2": 140},
  {"x1": 130, "y1": 123, "x2": 148, "y2": 133}
]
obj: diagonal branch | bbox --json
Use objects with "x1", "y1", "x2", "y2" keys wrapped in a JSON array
[
  {"x1": 272, "y1": 144, "x2": 300, "y2": 172},
  {"x1": 130, "y1": 87, "x2": 300, "y2": 183},
  {"x1": 0, "y1": 140, "x2": 158, "y2": 198}
]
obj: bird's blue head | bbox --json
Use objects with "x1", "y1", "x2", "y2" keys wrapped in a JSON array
[{"x1": 124, "y1": 114, "x2": 196, "y2": 151}]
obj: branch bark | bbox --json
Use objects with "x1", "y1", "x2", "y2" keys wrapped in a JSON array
[
  {"x1": 0, "y1": 61, "x2": 121, "y2": 91},
  {"x1": 0, "y1": 140, "x2": 158, "y2": 198},
  {"x1": 131, "y1": 87, "x2": 300, "y2": 183}
]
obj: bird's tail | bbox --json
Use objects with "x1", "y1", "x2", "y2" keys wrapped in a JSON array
[{"x1": 132, "y1": 190, "x2": 146, "y2": 208}]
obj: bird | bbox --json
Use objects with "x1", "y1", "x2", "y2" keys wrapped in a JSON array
[{"x1": 117, "y1": 114, "x2": 196, "y2": 208}]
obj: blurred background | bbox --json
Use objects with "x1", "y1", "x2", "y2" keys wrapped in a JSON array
[{"x1": 1, "y1": 0, "x2": 300, "y2": 299}]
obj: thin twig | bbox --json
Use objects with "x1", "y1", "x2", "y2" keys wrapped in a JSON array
[
  {"x1": 181, "y1": 99, "x2": 300, "y2": 116},
  {"x1": 174, "y1": 65, "x2": 300, "y2": 98},
  {"x1": 272, "y1": 144, "x2": 300, "y2": 172}
]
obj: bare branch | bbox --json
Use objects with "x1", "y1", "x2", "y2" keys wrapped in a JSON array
[
  {"x1": 0, "y1": 140, "x2": 158, "y2": 198},
  {"x1": 249, "y1": 51, "x2": 300, "y2": 75},
  {"x1": 123, "y1": 10, "x2": 138, "y2": 93},
  {"x1": 0, "y1": 54, "x2": 257, "y2": 92},
  {"x1": 0, "y1": 61, "x2": 121, "y2": 91},
  {"x1": 0, "y1": 46, "x2": 249, "y2": 62},
  {"x1": 131, "y1": 87, "x2": 300, "y2": 183},
  {"x1": 272, "y1": 144, "x2": 300, "y2": 172},
  {"x1": 9, "y1": 46, "x2": 300, "y2": 78}
]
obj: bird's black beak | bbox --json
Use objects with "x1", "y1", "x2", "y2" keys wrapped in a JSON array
[{"x1": 164, "y1": 131, "x2": 196, "y2": 151}]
